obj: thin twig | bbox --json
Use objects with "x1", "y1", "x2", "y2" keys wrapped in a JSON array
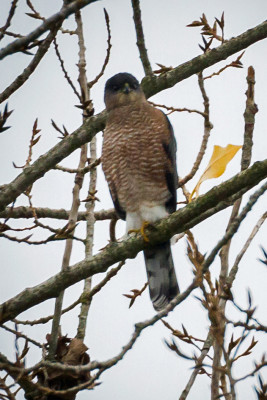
[
  {"x1": 228, "y1": 320, "x2": 267, "y2": 333},
  {"x1": 211, "y1": 65, "x2": 257, "y2": 398},
  {"x1": 86, "y1": 261, "x2": 125, "y2": 300},
  {"x1": 75, "y1": 9, "x2": 96, "y2": 341},
  {"x1": 48, "y1": 147, "x2": 88, "y2": 359},
  {"x1": 53, "y1": 37, "x2": 81, "y2": 100},
  {"x1": 54, "y1": 157, "x2": 100, "y2": 174},
  {"x1": 242, "y1": 66, "x2": 258, "y2": 169},
  {"x1": 0, "y1": 0, "x2": 19, "y2": 41},
  {"x1": 131, "y1": 0, "x2": 153, "y2": 76},
  {"x1": 0, "y1": 25, "x2": 62, "y2": 104},
  {"x1": 203, "y1": 181, "x2": 267, "y2": 276},
  {"x1": 233, "y1": 360, "x2": 267, "y2": 383},
  {"x1": 179, "y1": 330, "x2": 213, "y2": 400},
  {"x1": 203, "y1": 51, "x2": 245, "y2": 80},
  {"x1": 179, "y1": 71, "x2": 213, "y2": 187},
  {"x1": 227, "y1": 212, "x2": 267, "y2": 286},
  {"x1": 87, "y1": 9, "x2": 112, "y2": 88},
  {"x1": 0, "y1": 232, "x2": 84, "y2": 245},
  {"x1": 13, "y1": 261, "x2": 124, "y2": 327},
  {"x1": 49, "y1": 168, "x2": 87, "y2": 356},
  {"x1": 1, "y1": 324, "x2": 42, "y2": 348},
  {"x1": 0, "y1": 376, "x2": 16, "y2": 400},
  {"x1": 148, "y1": 101, "x2": 206, "y2": 117},
  {"x1": 0, "y1": 29, "x2": 22, "y2": 39},
  {"x1": 0, "y1": 0, "x2": 99, "y2": 60},
  {"x1": 0, "y1": 280, "x2": 199, "y2": 377}
]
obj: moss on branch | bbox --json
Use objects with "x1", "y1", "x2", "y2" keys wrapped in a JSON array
[
  {"x1": 0, "y1": 20, "x2": 267, "y2": 212},
  {"x1": 0, "y1": 159, "x2": 266, "y2": 323}
]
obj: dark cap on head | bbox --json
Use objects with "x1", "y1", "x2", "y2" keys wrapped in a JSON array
[
  {"x1": 104, "y1": 73, "x2": 144, "y2": 110},
  {"x1": 105, "y1": 73, "x2": 140, "y2": 94}
]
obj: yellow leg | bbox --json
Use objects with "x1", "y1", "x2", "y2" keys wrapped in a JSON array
[{"x1": 128, "y1": 221, "x2": 150, "y2": 242}]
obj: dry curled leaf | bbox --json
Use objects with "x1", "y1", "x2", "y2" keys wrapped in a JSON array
[
  {"x1": 189, "y1": 144, "x2": 242, "y2": 201},
  {"x1": 38, "y1": 335, "x2": 92, "y2": 399},
  {"x1": 123, "y1": 282, "x2": 148, "y2": 308}
]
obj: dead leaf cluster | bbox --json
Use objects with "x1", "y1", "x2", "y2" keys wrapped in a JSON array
[
  {"x1": 187, "y1": 12, "x2": 225, "y2": 52},
  {"x1": 37, "y1": 335, "x2": 93, "y2": 400},
  {"x1": 0, "y1": 103, "x2": 13, "y2": 133},
  {"x1": 123, "y1": 282, "x2": 148, "y2": 308}
]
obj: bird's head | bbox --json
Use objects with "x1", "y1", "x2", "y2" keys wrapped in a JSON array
[{"x1": 104, "y1": 73, "x2": 145, "y2": 110}]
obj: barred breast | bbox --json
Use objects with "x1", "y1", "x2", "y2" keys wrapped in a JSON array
[{"x1": 102, "y1": 102, "x2": 172, "y2": 213}]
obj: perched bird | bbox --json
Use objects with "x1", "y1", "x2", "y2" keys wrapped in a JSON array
[{"x1": 102, "y1": 72, "x2": 179, "y2": 311}]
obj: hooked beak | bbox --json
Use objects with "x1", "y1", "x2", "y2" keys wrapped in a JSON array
[{"x1": 122, "y1": 82, "x2": 131, "y2": 94}]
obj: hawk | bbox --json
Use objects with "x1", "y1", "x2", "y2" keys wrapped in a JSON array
[{"x1": 102, "y1": 72, "x2": 179, "y2": 311}]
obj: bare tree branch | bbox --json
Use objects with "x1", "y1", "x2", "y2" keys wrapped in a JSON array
[
  {"x1": 0, "y1": 159, "x2": 266, "y2": 324},
  {"x1": 142, "y1": 20, "x2": 267, "y2": 97},
  {"x1": 0, "y1": 0, "x2": 19, "y2": 41},
  {"x1": 13, "y1": 261, "x2": 124, "y2": 327},
  {"x1": 74, "y1": 8, "x2": 95, "y2": 341},
  {"x1": 47, "y1": 9, "x2": 91, "y2": 359},
  {"x1": 0, "y1": 23, "x2": 267, "y2": 212},
  {"x1": 179, "y1": 331, "x2": 213, "y2": 400},
  {"x1": 0, "y1": 110, "x2": 106, "y2": 213},
  {"x1": 131, "y1": 0, "x2": 153, "y2": 76},
  {"x1": 227, "y1": 211, "x2": 267, "y2": 286},
  {"x1": 0, "y1": 23, "x2": 61, "y2": 104},
  {"x1": 179, "y1": 71, "x2": 212, "y2": 187},
  {"x1": 53, "y1": 36, "x2": 81, "y2": 101},
  {"x1": 87, "y1": 8, "x2": 112, "y2": 88},
  {"x1": 211, "y1": 65, "x2": 258, "y2": 398},
  {"x1": 0, "y1": 206, "x2": 116, "y2": 221},
  {"x1": 0, "y1": 0, "x2": 99, "y2": 60},
  {"x1": 1, "y1": 324, "x2": 42, "y2": 348}
]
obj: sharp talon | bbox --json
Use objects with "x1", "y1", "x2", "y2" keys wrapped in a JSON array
[
  {"x1": 141, "y1": 221, "x2": 150, "y2": 242},
  {"x1": 128, "y1": 221, "x2": 150, "y2": 242}
]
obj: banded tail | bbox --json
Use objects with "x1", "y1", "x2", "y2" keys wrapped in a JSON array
[{"x1": 143, "y1": 240, "x2": 179, "y2": 311}]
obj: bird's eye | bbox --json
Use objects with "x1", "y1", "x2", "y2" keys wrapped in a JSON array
[{"x1": 112, "y1": 85, "x2": 119, "y2": 91}]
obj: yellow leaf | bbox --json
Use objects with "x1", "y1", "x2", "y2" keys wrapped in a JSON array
[{"x1": 189, "y1": 144, "x2": 242, "y2": 201}]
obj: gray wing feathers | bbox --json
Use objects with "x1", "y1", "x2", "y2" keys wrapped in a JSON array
[{"x1": 143, "y1": 241, "x2": 179, "y2": 311}]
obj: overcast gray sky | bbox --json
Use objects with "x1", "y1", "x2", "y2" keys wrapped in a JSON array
[{"x1": 0, "y1": 1, "x2": 267, "y2": 399}]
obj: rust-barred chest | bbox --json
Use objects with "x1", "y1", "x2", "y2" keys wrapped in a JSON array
[{"x1": 102, "y1": 103, "x2": 172, "y2": 211}]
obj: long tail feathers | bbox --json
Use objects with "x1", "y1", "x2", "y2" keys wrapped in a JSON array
[{"x1": 143, "y1": 240, "x2": 179, "y2": 311}]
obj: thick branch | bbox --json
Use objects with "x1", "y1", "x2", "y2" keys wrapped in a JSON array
[
  {"x1": 0, "y1": 21, "x2": 267, "y2": 211},
  {"x1": 0, "y1": 159, "x2": 266, "y2": 323},
  {"x1": 0, "y1": 110, "x2": 106, "y2": 212},
  {"x1": 0, "y1": 206, "x2": 116, "y2": 221},
  {"x1": 0, "y1": 0, "x2": 98, "y2": 60},
  {"x1": 0, "y1": 23, "x2": 61, "y2": 104},
  {"x1": 0, "y1": 279, "x2": 197, "y2": 399},
  {"x1": 141, "y1": 20, "x2": 267, "y2": 97}
]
